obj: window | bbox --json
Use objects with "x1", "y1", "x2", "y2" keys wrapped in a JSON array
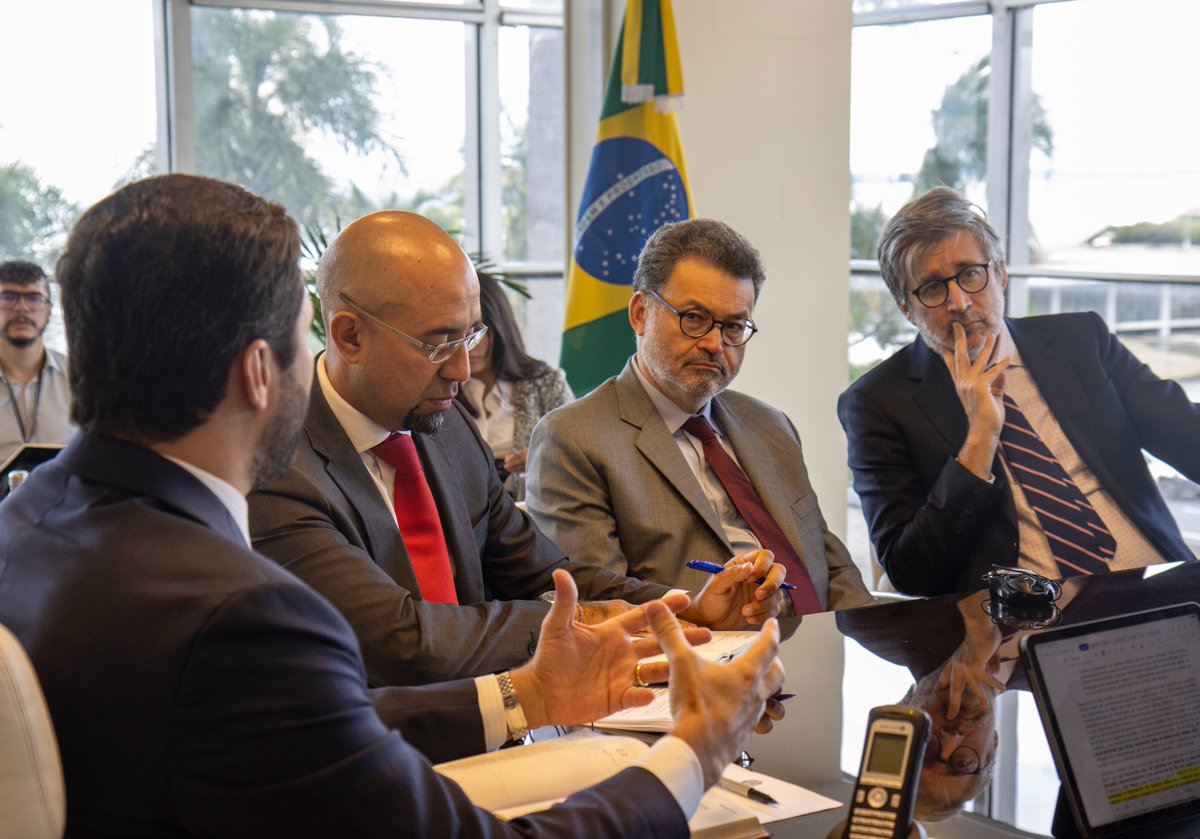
[{"x1": 847, "y1": 1, "x2": 1200, "y2": 832}]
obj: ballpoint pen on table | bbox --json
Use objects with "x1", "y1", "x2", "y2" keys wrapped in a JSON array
[
  {"x1": 685, "y1": 559, "x2": 796, "y2": 591},
  {"x1": 718, "y1": 777, "x2": 778, "y2": 806}
]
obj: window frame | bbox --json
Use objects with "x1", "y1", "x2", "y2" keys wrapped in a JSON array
[{"x1": 153, "y1": 0, "x2": 563, "y2": 271}]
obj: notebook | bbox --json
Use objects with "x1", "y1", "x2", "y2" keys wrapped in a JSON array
[{"x1": 1020, "y1": 602, "x2": 1200, "y2": 838}]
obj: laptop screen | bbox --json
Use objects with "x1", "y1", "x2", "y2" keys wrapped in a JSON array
[{"x1": 1021, "y1": 603, "x2": 1200, "y2": 837}]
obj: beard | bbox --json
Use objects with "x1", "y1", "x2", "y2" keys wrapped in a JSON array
[
  {"x1": 641, "y1": 339, "x2": 736, "y2": 408},
  {"x1": 2, "y1": 317, "x2": 46, "y2": 349},
  {"x1": 404, "y1": 406, "x2": 445, "y2": 435},
  {"x1": 249, "y1": 370, "x2": 309, "y2": 489}
]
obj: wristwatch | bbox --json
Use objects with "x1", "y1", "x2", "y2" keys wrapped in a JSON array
[{"x1": 497, "y1": 670, "x2": 528, "y2": 742}]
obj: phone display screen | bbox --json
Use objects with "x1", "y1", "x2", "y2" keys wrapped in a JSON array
[{"x1": 867, "y1": 730, "x2": 908, "y2": 777}]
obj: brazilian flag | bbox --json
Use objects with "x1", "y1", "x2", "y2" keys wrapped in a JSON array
[{"x1": 560, "y1": 0, "x2": 693, "y2": 396}]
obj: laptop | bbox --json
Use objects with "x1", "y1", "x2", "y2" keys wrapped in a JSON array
[{"x1": 1020, "y1": 602, "x2": 1200, "y2": 839}]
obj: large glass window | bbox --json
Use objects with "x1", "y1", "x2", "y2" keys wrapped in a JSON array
[
  {"x1": 191, "y1": 7, "x2": 468, "y2": 235},
  {"x1": 1025, "y1": 0, "x2": 1200, "y2": 278}
]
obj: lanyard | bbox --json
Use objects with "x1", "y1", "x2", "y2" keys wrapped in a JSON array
[{"x1": 2, "y1": 356, "x2": 46, "y2": 444}]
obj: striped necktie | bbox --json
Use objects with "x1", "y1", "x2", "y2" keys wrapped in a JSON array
[
  {"x1": 999, "y1": 395, "x2": 1115, "y2": 577},
  {"x1": 682, "y1": 416, "x2": 823, "y2": 615}
]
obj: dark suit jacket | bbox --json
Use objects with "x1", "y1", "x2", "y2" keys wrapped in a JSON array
[
  {"x1": 838, "y1": 313, "x2": 1198, "y2": 596},
  {"x1": 527, "y1": 359, "x2": 873, "y2": 610},
  {"x1": 249, "y1": 372, "x2": 671, "y2": 686},
  {"x1": 0, "y1": 432, "x2": 685, "y2": 837}
]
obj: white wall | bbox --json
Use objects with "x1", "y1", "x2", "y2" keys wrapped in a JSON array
[{"x1": 670, "y1": 0, "x2": 854, "y2": 541}]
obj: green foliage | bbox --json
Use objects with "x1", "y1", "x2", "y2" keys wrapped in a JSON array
[
  {"x1": 851, "y1": 203, "x2": 887, "y2": 260},
  {"x1": 0, "y1": 162, "x2": 79, "y2": 265},
  {"x1": 848, "y1": 282, "x2": 913, "y2": 382},
  {"x1": 914, "y1": 56, "x2": 1054, "y2": 196},
  {"x1": 191, "y1": 8, "x2": 401, "y2": 227},
  {"x1": 1088, "y1": 213, "x2": 1200, "y2": 247}
]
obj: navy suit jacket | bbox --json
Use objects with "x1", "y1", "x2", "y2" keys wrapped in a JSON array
[
  {"x1": 838, "y1": 313, "x2": 1198, "y2": 596},
  {"x1": 0, "y1": 432, "x2": 684, "y2": 837},
  {"x1": 249, "y1": 371, "x2": 670, "y2": 686}
]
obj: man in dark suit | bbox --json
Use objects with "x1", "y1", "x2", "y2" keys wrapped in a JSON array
[
  {"x1": 249, "y1": 211, "x2": 786, "y2": 686},
  {"x1": 0, "y1": 174, "x2": 786, "y2": 836},
  {"x1": 526, "y1": 218, "x2": 872, "y2": 612},
  {"x1": 839, "y1": 187, "x2": 1199, "y2": 596}
]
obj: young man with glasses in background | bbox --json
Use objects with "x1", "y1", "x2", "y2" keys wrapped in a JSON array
[
  {"x1": 0, "y1": 260, "x2": 75, "y2": 461},
  {"x1": 527, "y1": 218, "x2": 872, "y2": 614},
  {"x1": 838, "y1": 187, "x2": 1200, "y2": 597}
]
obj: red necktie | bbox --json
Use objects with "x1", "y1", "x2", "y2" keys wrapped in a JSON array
[
  {"x1": 370, "y1": 434, "x2": 459, "y2": 604},
  {"x1": 1000, "y1": 395, "x2": 1115, "y2": 577},
  {"x1": 682, "y1": 416, "x2": 823, "y2": 615}
]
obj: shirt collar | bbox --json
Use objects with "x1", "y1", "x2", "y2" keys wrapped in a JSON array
[
  {"x1": 632, "y1": 355, "x2": 716, "y2": 435},
  {"x1": 317, "y1": 353, "x2": 407, "y2": 453},
  {"x1": 160, "y1": 453, "x2": 251, "y2": 546},
  {"x1": 994, "y1": 320, "x2": 1022, "y2": 367}
]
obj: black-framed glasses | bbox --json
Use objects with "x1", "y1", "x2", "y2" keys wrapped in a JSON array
[
  {"x1": 925, "y1": 733, "x2": 982, "y2": 775},
  {"x1": 338, "y1": 292, "x2": 487, "y2": 364},
  {"x1": 0, "y1": 291, "x2": 49, "y2": 311},
  {"x1": 909, "y1": 262, "x2": 991, "y2": 309},
  {"x1": 644, "y1": 289, "x2": 758, "y2": 347}
]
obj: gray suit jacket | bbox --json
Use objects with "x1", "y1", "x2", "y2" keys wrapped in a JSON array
[
  {"x1": 249, "y1": 369, "x2": 670, "y2": 686},
  {"x1": 526, "y1": 359, "x2": 873, "y2": 611}
]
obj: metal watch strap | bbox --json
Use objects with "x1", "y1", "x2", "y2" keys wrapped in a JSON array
[{"x1": 497, "y1": 670, "x2": 528, "y2": 742}]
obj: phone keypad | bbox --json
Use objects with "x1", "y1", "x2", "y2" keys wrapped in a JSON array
[{"x1": 847, "y1": 788, "x2": 900, "y2": 839}]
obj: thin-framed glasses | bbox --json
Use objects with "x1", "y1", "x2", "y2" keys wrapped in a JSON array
[
  {"x1": 910, "y1": 262, "x2": 991, "y2": 309},
  {"x1": 0, "y1": 291, "x2": 49, "y2": 310},
  {"x1": 644, "y1": 289, "x2": 758, "y2": 347},
  {"x1": 338, "y1": 292, "x2": 487, "y2": 364},
  {"x1": 925, "y1": 733, "x2": 982, "y2": 775}
]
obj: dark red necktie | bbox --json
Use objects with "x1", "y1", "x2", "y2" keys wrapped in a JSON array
[
  {"x1": 1000, "y1": 395, "x2": 1114, "y2": 577},
  {"x1": 682, "y1": 416, "x2": 823, "y2": 615},
  {"x1": 371, "y1": 434, "x2": 458, "y2": 604}
]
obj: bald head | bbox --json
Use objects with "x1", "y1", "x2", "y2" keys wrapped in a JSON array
[
  {"x1": 318, "y1": 211, "x2": 483, "y2": 433},
  {"x1": 317, "y1": 211, "x2": 474, "y2": 328}
]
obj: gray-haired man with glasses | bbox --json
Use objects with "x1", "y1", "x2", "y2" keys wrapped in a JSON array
[
  {"x1": 839, "y1": 187, "x2": 1199, "y2": 597},
  {"x1": 249, "y1": 210, "x2": 789, "y2": 691},
  {"x1": 0, "y1": 260, "x2": 75, "y2": 461},
  {"x1": 527, "y1": 218, "x2": 872, "y2": 613}
]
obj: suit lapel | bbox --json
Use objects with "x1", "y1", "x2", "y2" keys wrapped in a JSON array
[
  {"x1": 908, "y1": 337, "x2": 970, "y2": 451},
  {"x1": 305, "y1": 378, "x2": 416, "y2": 587},
  {"x1": 908, "y1": 336, "x2": 1017, "y2": 530},
  {"x1": 1009, "y1": 318, "x2": 1121, "y2": 505},
  {"x1": 616, "y1": 362, "x2": 730, "y2": 549},
  {"x1": 715, "y1": 397, "x2": 806, "y2": 555},
  {"x1": 411, "y1": 424, "x2": 485, "y2": 603}
]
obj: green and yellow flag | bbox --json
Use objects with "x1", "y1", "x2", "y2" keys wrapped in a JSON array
[{"x1": 560, "y1": 0, "x2": 692, "y2": 396}]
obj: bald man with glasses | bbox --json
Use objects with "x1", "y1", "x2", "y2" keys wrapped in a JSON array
[
  {"x1": 838, "y1": 187, "x2": 1200, "y2": 597},
  {"x1": 0, "y1": 260, "x2": 75, "y2": 461},
  {"x1": 526, "y1": 218, "x2": 873, "y2": 614},
  {"x1": 248, "y1": 211, "x2": 787, "y2": 689}
]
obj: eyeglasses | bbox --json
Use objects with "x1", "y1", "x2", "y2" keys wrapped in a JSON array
[
  {"x1": 337, "y1": 292, "x2": 488, "y2": 364},
  {"x1": 0, "y1": 291, "x2": 49, "y2": 311},
  {"x1": 910, "y1": 262, "x2": 992, "y2": 309},
  {"x1": 925, "y1": 733, "x2": 982, "y2": 775},
  {"x1": 644, "y1": 289, "x2": 758, "y2": 347}
]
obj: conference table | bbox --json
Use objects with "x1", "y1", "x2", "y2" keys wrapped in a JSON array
[{"x1": 744, "y1": 560, "x2": 1200, "y2": 838}]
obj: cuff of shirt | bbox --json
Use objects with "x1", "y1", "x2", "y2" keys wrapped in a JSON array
[
  {"x1": 635, "y1": 734, "x2": 704, "y2": 820},
  {"x1": 474, "y1": 674, "x2": 507, "y2": 751}
]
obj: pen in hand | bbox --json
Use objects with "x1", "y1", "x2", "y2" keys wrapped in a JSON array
[
  {"x1": 718, "y1": 777, "x2": 778, "y2": 806},
  {"x1": 685, "y1": 560, "x2": 796, "y2": 591}
]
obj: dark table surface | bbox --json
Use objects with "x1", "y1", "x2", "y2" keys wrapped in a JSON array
[{"x1": 751, "y1": 561, "x2": 1200, "y2": 838}]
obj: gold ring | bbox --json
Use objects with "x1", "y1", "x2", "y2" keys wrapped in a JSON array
[{"x1": 635, "y1": 662, "x2": 649, "y2": 688}]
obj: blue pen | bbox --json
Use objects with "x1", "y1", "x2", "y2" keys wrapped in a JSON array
[{"x1": 685, "y1": 560, "x2": 796, "y2": 590}]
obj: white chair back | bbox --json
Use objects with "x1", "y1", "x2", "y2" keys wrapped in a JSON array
[{"x1": 0, "y1": 622, "x2": 65, "y2": 838}]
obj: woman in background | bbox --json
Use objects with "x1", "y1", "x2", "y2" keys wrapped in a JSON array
[{"x1": 459, "y1": 272, "x2": 573, "y2": 489}]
